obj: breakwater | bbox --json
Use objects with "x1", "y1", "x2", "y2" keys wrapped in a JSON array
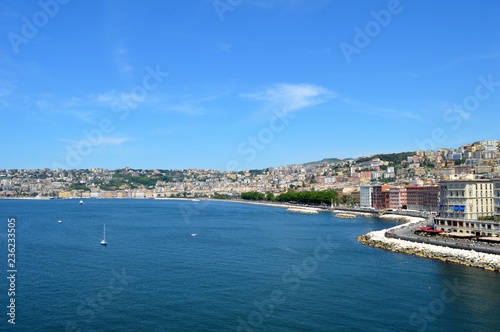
[
  {"x1": 287, "y1": 207, "x2": 319, "y2": 214},
  {"x1": 357, "y1": 222, "x2": 500, "y2": 272}
]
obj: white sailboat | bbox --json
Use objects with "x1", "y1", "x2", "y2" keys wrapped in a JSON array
[{"x1": 101, "y1": 224, "x2": 107, "y2": 246}]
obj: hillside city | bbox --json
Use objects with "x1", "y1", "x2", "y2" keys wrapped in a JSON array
[{"x1": 2, "y1": 140, "x2": 499, "y2": 204}]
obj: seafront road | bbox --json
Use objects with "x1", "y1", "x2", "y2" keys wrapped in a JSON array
[{"x1": 389, "y1": 220, "x2": 500, "y2": 255}]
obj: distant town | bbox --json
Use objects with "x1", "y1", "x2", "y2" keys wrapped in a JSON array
[
  {"x1": 1, "y1": 139, "x2": 498, "y2": 199},
  {"x1": 3, "y1": 139, "x2": 500, "y2": 237}
]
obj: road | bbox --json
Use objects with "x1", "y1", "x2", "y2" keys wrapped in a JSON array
[{"x1": 388, "y1": 220, "x2": 500, "y2": 255}]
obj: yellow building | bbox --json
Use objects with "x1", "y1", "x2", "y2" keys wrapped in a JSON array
[{"x1": 58, "y1": 191, "x2": 73, "y2": 198}]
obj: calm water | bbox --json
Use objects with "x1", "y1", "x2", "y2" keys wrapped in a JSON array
[{"x1": 1, "y1": 199, "x2": 499, "y2": 332}]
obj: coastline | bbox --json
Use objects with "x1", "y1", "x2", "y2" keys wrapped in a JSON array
[
  {"x1": 5, "y1": 196, "x2": 499, "y2": 270},
  {"x1": 357, "y1": 220, "x2": 500, "y2": 272},
  {"x1": 209, "y1": 201, "x2": 500, "y2": 272},
  {"x1": 378, "y1": 213, "x2": 425, "y2": 223}
]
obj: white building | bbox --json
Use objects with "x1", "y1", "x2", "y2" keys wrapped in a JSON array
[
  {"x1": 360, "y1": 185, "x2": 373, "y2": 208},
  {"x1": 435, "y1": 179, "x2": 499, "y2": 236}
]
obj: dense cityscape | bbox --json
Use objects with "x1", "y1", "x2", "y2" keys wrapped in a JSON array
[
  {"x1": 6, "y1": 139, "x2": 500, "y2": 237},
  {"x1": 2, "y1": 140, "x2": 499, "y2": 201},
  {"x1": 3, "y1": 1, "x2": 499, "y2": 330},
  {"x1": 5, "y1": 139, "x2": 500, "y2": 242}
]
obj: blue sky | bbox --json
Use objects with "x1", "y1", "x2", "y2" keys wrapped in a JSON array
[{"x1": 1, "y1": 0, "x2": 499, "y2": 171}]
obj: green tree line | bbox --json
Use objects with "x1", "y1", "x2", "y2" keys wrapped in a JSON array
[{"x1": 241, "y1": 190, "x2": 340, "y2": 205}]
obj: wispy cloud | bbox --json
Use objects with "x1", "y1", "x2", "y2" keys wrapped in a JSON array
[
  {"x1": 28, "y1": 95, "x2": 100, "y2": 124},
  {"x1": 96, "y1": 90, "x2": 142, "y2": 110},
  {"x1": 113, "y1": 46, "x2": 134, "y2": 78},
  {"x1": 408, "y1": 53, "x2": 500, "y2": 77},
  {"x1": 340, "y1": 97, "x2": 424, "y2": 122},
  {"x1": 101, "y1": 136, "x2": 133, "y2": 145},
  {"x1": 162, "y1": 103, "x2": 205, "y2": 116},
  {"x1": 0, "y1": 80, "x2": 15, "y2": 98},
  {"x1": 60, "y1": 136, "x2": 133, "y2": 147},
  {"x1": 443, "y1": 53, "x2": 500, "y2": 70},
  {"x1": 216, "y1": 42, "x2": 232, "y2": 53},
  {"x1": 242, "y1": 83, "x2": 335, "y2": 114}
]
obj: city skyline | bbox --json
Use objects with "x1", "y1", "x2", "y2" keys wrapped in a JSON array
[{"x1": 1, "y1": 0, "x2": 500, "y2": 171}]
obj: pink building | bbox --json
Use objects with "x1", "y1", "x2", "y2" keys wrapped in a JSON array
[{"x1": 389, "y1": 186, "x2": 407, "y2": 210}]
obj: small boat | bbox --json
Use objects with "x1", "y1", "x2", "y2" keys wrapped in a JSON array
[
  {"x1": 191, "y1": 233, "x2": 198, "y2": 237},
  {"x1": 58, "y1": 220, "x2": 62, "y2": 224},
  {"x1": 79, "y1": 200, "x2": 84, "y2": 205},
  {"x1": 101, "y1": 224, "x2": 107, "y2": 246}
]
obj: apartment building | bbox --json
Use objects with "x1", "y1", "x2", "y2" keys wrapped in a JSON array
[
  {"x1": 435, "y1": 179, "x2": 499, "y2": 236},
  {"x1": 389, "y1": 186, "x2": 407, "y2": 210},
  {"x1": 493, "y1": 179, "x2": 500, "y2": 217},
  {"x1": 360, "y1": 185, "x2": 373, "y2": 208},
  {"x1": 372, "y1": 184, "x2": 391, "y2": 210},
  {"x1": 406, "y1": 185, "x2": 439, "y2": 211}
]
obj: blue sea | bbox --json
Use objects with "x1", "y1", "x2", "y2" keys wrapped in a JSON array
[{"x1": 1, "y1": 199, "x2": 499, "y2": 332}]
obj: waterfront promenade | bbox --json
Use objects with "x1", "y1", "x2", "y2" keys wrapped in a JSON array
[
  {"x1": 388, "y1": 218, "x2": 500, "y2": 256},
  {"x1": 358, "y1": 217, "x2": 500, "y2": 272}
]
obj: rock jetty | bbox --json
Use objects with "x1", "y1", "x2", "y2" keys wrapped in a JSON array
[
  {"x1": 358, "y1": 221, "x2": 500, "y2": 272},
  {"x1": 287, "y1": 207, "x2": 319, "y2": 214},
  {"x1": 335, "y1": 212, "x2": 356, "y2": 219}
]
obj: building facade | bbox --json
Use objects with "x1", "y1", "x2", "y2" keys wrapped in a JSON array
[
  {"x1": 389, "y1": 186, "x2": 407, "y2": 210},
  {"x1": 360, "y1": 185, "x2": 373, "y2": 208},
  {"x1": 406, "y1": 185, "x2": 439, "y2": 211},
  {"x1": 372, "y1": 184, "x2": 391, "y2": 210},
  {"x1": 493, "y1": 179, "x2": 500, "y2": 217},
  {"x1": 435, "y1": 179, "x2": 499, "y2": 236}
]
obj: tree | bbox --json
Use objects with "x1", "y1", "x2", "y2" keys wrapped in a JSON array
[{"x1": 241, "y1": 191, "x2": 265, "y2": 201}]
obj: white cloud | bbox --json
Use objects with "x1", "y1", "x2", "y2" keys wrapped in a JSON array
[
  {"x1": 96, "y1": 90, "x2": 144, "y2": 110},
  {"x1": 340, "y1": 97, "x2": 424, "y2": 122},
  {"x1": 113, "y1": 46, "x2": 134, "y2": 78},
  {"x1": 242, "y1": 83, "x2": 335, "y2": 114},
  {"x1": 101, "y1": 136, "x2": 133, "y2": 145}
]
